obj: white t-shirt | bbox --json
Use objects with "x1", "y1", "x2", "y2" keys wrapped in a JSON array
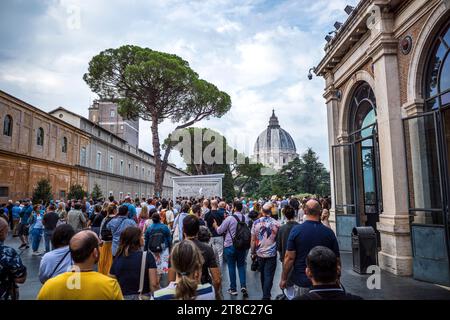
[
  {"x1": 165, "y1": 210, "x2": 174, "y2": 225},
  {"x1": 152, "y1": 282, "x2": 215, "y2": 300},
  {"x1": 136, "y1": 207, "x2": 142, "y2": 218}
]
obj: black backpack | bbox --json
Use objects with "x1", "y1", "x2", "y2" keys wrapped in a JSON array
[
  {"x1": 148, "y1": 230, "x2": 165, "y2": 253},
  {"x1": 230, "y1": 215, "x2": 251, "y2": 251},
  {"x1": 100, "y1": 216, "x2": 114, "y2": 242}
]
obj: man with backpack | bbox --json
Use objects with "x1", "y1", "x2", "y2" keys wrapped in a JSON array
[
  {"x1": 213, "y1": 200, "x2": 250, "y2": 297},
  {"x1": 144, "y1": 212, "x2": 171, "y2": 282},
  {"x1": 159, "y1": 199, "x2": 174, "y2": 229}
]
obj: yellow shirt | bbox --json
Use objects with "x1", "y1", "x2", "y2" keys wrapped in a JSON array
[{"x1": 37, "y1": 271, "x2": 124, "y2": 300}]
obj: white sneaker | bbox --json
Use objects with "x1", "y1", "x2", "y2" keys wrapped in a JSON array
[{"x1": 32, "y1": 251, "x2": 41, "y2": 256}]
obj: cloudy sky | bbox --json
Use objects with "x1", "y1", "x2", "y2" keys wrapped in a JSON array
[{"x1": 0, "y1": 0, "x2": 358, "y2": 170}]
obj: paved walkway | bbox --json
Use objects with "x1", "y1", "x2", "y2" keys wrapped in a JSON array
[{"x1": 4, "y1": 233, "x2": 450, "y2": 300}]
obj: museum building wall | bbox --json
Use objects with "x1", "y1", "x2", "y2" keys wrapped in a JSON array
[
  {"x1": 316, "y1": 0, "x2": 450, "y2": 281},
  {"x1": 0, "y1": 90, "x2": 89, "y2": 202}
]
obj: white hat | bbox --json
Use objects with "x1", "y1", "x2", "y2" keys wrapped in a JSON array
[{"x1": 263, "y1": 202, "x2": 273, "y2": 211}]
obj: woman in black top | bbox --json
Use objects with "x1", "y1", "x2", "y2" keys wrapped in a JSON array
[
  {"x1": 110, "y1": 226, "x2": 159, "y2": 299},
  {"x1": 90, "y1": 204, "x2": 104, "y2": 236}
]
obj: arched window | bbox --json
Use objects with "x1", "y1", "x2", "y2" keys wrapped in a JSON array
[
  {"x1": 349, "y1": 82, "x2": 377, "y2": 139},
  {"x1": 37, "y1": 127, "x2": 44, "y2": 146},
  {"x1": 62, "y1": 137, "x2": 67, "y2": 153},
  {"x1": 425, "y1": 21, "x2": 450, "y2": 110},
  {"x1": 3, "y1": 115, "x2": 12, "y2": 136}
]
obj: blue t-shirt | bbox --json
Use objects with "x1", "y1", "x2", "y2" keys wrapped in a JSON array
[
  {"x1": 110, "y1": 250, "x2": 157, "y2": 296},
  {"x1": 20, "y1": 205, "x2": 33, "y2": 224},
  {"x1": 123, "y1": 203, "x2": 137, "y2": 220},
  {"x1": 287, "y1": 220, "x2": 340, "y2": 288},
  {"x1": 107, "y1": 216, "x2": 137, "y2": 256},
  {"x1": 12, "y1": 206, "x2": 22, "y2": 220}
]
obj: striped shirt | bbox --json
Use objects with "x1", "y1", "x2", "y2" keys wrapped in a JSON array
[{"x1": 152, "y1": 282, "x2": 215, "y2": 300}]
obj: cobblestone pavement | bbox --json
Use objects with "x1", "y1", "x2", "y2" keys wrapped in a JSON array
[{"x1": 4, "y1": 232, "x2": 450, "y2": 300}]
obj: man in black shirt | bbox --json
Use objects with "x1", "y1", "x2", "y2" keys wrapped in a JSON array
[
  {"x1": 204, "y1": 199, "x2": 224, "y2": 266},
  {"x1": 182, "y1": 214, "x2": 222, "y2": 300},
  {"x1": 6, "y1": 200, "x2": 13, "y2": 230},
  {"x1": 43, "y1": 204, "x2": 59, "y2": 253},
  {"x1": 295, "y1": 246, "x2": 362, "y2": 300}
]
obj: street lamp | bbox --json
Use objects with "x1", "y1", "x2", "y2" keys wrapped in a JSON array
[{"x1": 307, "y1": 67, "x2": 316, "y2": 80}]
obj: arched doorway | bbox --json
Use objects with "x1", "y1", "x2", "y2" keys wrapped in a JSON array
[
  {"x1": 332, "y1": 82, "x2": 383, "y2": 250},
  {"x1": 404, "y1": 20, "x2": 450, "y2": 285}
]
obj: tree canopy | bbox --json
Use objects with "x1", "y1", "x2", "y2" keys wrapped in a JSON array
[
  {"x1": 90, "y1": 183, "x2": 104, "y2": 201},
  {"x1": 246, "y1": 148, "x2": 330, "y2": 198},
  {"x1": 83, "y1": 45, "x2": 231, "y2": 195},
  {"x1": 32, "y1": 178, "x2": 53, "y2": 205},
  {"x1": 170, "y1": 127, "x2": 263, "y2": 200},
  {"x1": 68, "y1": 184, "x2": 87, "y2": 201}
]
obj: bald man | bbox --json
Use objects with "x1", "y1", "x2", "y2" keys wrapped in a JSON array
[
  {"x1": 279, "y1": 199, "x2": 340, "y2": 300},
  {"x1": 0, "y1": 218, "x2": 27, "y2": 300},
  {"x1": 37, "y1": 230, "x2": 123, "y2": 300}
]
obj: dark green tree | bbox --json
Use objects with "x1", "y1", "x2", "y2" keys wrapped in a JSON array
[
  {"x1": 299, "y1": 148, "x2": 330, "y2": 195},
  {"x1": 233, "y1": 159, "x2": 263, "y2": 197},
  {"x1": 171, "y1": 127, "x2": 235, "y2": 175},
  {"x1": 32, "y1": 178, "x2": 53, "y2": 205},
  {"x1": 84, "y1": 45, "x2": 231, "y2": 196},
  {"x1": 68, "y1": 184, "x2": 87, "y2": 200},
  {"x1": 90, "y1": 183, "x2": 103, "y2": 200},
  {"x1": 222, "y1": 166, "x2": 236, "y2": 202},
  {"x1": 272, "y1": 157, "x2": 302, "y2": 195},
  {"x1": 245, "y1": 148, "x2": 330, "y2": 198}
]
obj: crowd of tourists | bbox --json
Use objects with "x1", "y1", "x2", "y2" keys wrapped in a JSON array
[{"x1": 0, "y1": 194, "x2": 362, "y2": 300}]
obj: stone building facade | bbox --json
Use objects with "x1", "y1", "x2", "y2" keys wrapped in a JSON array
[
  {"x1": 0, "y1": 90, "x2": 89, "y2": 202},
  {"x1": 0, "y1": 90, "x2": 186, "y2": 203},
  {"x1": 88, "y1": 100, "x2": 139, "y2": 148},
  {"x1": 50, "y1": 107, "x2": 185, "y2": 199},
  {"x1": 316, "y1": 0, "x2": 450, "y2": 285}
]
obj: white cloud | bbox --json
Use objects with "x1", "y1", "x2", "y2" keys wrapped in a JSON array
[{"x1": 0, "y1": 0, "x2": 360, "y2": 169}]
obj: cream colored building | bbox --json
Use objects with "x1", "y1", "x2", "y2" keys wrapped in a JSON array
[
  {"x1": 316, "y1": 0, "x2": 450, "y2": 285},
  {"x1": 253, "y1": 110, "x2": 298, "y2": 170},
  {"x1": 0, "y1": 90, "x2": 187, "y2": 202},
  {"x1": 50, "y1": 106, "x2": 186, "y2": 199},
  {"x1": 0, "y1": 90, "x2": 89, "y2": 201}
]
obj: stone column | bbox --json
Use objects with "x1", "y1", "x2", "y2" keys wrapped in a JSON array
[
  {"x1": 367, "y1": 4, "x2": 412, "y2": 276},
  {"x1": 324, "y1": 73, "x2": 340, "y2": 232}
]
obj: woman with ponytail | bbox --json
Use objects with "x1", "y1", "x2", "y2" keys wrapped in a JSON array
[{"x1": 152, "y1": 240, "x2": 215, "y2": 300}]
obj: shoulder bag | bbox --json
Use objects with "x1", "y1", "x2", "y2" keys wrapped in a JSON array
[{"x1": 138, "y1": 251, "x2": 151, "y2": 300}]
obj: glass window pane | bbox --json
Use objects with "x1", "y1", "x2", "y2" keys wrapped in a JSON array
[
  {"x1": 426, "y1": 97, "x2": 439, "y2": 110},
  {"x1": 361, "y1": 145, "x2": 376, "y2": 205},
  {"x1": 426, "y1": 41, "x2": 446, "y2": 99},
  {"x1": 404, "y1": 114, "x2": 442, "y2": 209},
  {"x1": 410, "y1": 210, "x2": 444, "y2": 225},
  {"x1": 443, "y1": 27, "x2": 450, "y2": 48},
  {"x1": 335, "y1": 205, "x2": 355, "y2": 215},
  {"x1": 333, "y1": 145, "x2": 355, "y2": 211},
  {"x1": 441, "y1": 92, "x2": 450, "y2": 106},
  {"x1": 439, "y1": 55, "x2": 450, "y2": 93}
]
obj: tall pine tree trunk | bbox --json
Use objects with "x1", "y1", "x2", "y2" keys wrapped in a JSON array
[{"x1": 151, "y1": 115, "x2": 164, "y2": 197}]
